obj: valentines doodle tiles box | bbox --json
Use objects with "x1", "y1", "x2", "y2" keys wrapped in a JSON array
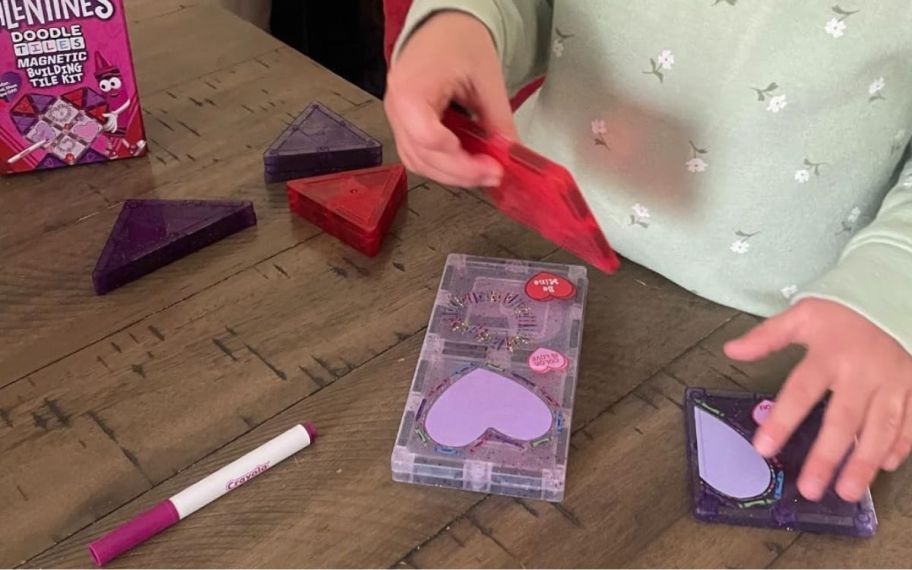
[{"x1": 0, "y1": 0, "x2": 146, "y2": 174}]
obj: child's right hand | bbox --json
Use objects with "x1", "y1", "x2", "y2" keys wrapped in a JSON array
[{"x1": 384, "y1": 11, "x2": 516, "y2": 188}]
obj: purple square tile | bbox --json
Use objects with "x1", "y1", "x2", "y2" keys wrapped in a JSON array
[{"x1": 685, "y1": 388, "x2": 877, "y2": 537}]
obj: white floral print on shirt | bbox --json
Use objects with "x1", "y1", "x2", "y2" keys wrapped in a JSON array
[
  {"x1": 825, "y1": 5, "x2": 859, "y2": 38},
  {"x1": 795, "y1": 158, "x2": 826, "y2": 184},
  {"x1": 552, "y1": 28, "x2": 573, "y2": 58},
  {"x1": 644, "y1": 50, "x2": 674, "y2": 83},
  {"x1": 686, "y1": 141, "x2": 708, "y2": 173},
  {"x1": 628, "y1": 203, "x2": 650, "y2": 228},
  {"x1": 837, "y1": 206, "x2": 864, "y2": 235},
  {"x1": 767, "y1": 95, "x2": 788, "y2": 113},
  {"x1": 891, "y1": 129, "x2": 907, "y2": 155},
  {"x1": 552, "y1": 41, "x2": 564, "y2": 58},
  {"x1": 591, "y1": 119, "x2": 609, "y2": 147},
  {"x1": 730, "y1": 230, "x2": 759, "y2": 255},
  {"x1": 780, "y1": 285, "x2": 799, "y2": 299},
  {"x1": 869, "y1": 77, "x2": 886, "y2": 102},
  {"x1": 847, "y1": 207, "x2": 862, "y2": 224},
  {"x1": 752, "y1": 83, "x2": 787, "y2": 113}
]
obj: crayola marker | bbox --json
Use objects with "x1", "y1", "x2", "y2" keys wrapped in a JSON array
[{"x1": 88, "y1": 422, "x2": 318, "y2": 566}]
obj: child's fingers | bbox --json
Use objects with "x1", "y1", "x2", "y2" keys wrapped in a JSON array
[
  {"x1": 403, "y1": 135, "x2": 501, "y2": 188},
  {"x1": 753, "y1": 356, "x2": 828, "y2": 457},
  {"x1": 389, "y1": 95, "x2": 503, "y2": 186},
  {"x1": 400, "y1": 99, "x2": 463, "y2": 154},
  {"x1": 388, "y1": 105, "x2": 493, "y2": 187},
  {"x1": 389, "y1": 119, "x2": 420, "y2": 172},
  {"x1": 420, "y1": 147, "x2": 504, "y2": 188},
  {"x1": 883, "y1": 392, "x2": 912, "y2": 471},
  {"x1": 724, "y1": 309, "x2": 803, "y2": 362},
  {"x1": 384, "y1": 78, "x2": 456, "y2": 155},
  {"x1": 836, "y1": 388, "x2": 906, "y2": 501},
  {"x1": 798, "y1": 389, "x2": 870, "y2": 501}
]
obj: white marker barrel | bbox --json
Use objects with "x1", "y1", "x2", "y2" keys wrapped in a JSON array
[
  {"x1": 89, "y1": 422, "x2": 318, "y2": 566},
  {"x1": 170, "y1": 423, "x2": 316, "y2": 518}
]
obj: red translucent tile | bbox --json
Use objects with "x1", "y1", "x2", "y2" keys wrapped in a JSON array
[
  {"x1": 442, "y1": 109, "x2": 620, "y2": 274},
  {"x1": 92, "y1": 199, "x2": 257, "y2": 295},
  {"x1": 286, "y1": 164, "x2": 407, "y2": 257},
  {"x1": 264, "y1": 102, "x2": 382, "y2": 183}
]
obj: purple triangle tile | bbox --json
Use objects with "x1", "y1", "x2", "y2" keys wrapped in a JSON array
[
  {"x1": 31, "y1": 93, "x2": 56, "y2": 114},
  {"x1": 36, "y1": 154, "x2": 65, "y2": 170},
  {"x1": 264, "y1": 145, "x2": 381, "y2": 168},
  {"x1": 264, "y1": 164, "x2": 350, "y2": 184},
  {"x1": 13, "y1": 114, "x2": 37, "y2": 134},
  {"x1": 264, "y1": 149, "x2": 383, "y2": 183},
  {"x1": 85, "y1": 88, "x2": 106, "y2": 110},
  {"x1": 78, "y1": 148, "x2": 108, "y2": 165},
  {"x1": 263, "y1": 102, "x2": 381, "y2": 178},
  {"x1": 92, "y1": 199, "x2": 257, "y2": 295}
]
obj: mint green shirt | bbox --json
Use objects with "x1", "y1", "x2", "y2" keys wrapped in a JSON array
[{"x1": 395, "y1": 0, "x2": 912, "y2": 353}]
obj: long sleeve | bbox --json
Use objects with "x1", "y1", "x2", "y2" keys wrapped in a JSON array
[
  {"x1": 391, "y1": 0, "x2": 553, "y2": 94},
  {"x1": 795, "y1": 156, "x2": 912, "y2": 354}
]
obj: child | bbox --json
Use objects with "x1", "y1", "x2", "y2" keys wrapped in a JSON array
[{"x1": 384, "y1": 1, "x2": 912, "y2": 503}]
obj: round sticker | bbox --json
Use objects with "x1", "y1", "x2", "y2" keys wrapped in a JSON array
[{"x1": 752, "y1": 399, "x2": 775, "y2": 425}]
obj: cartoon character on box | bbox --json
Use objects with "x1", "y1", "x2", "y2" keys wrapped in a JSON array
[
  {"x1": 5, "y1": 53, "x2": 146, "y2": 169},
  {"x1": 94, "y1": 51, "x2": 145, "y2": 157}
]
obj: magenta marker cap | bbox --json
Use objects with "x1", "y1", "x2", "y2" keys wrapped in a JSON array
[
  {"x1": 303, "y1": 421, "x2": 318, "y2": 441},
  {"x1": 88, "y1": 501, "x2": 179, "y2": 566}
]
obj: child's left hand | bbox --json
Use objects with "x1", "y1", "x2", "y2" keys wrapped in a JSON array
[{"x1": 724, "y1": 298, "x2": 912, "y2": 502}]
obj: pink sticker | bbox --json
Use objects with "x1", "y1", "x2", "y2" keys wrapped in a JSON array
[
  {"x1": 528, "y1": 347, "x2": 569, "y2": 373},
  {"x1": 752, "y1": 399, "x2": 775, "y2": 425}
]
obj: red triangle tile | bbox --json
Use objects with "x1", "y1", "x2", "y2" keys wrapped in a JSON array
[
  {"x1": 61, "y1": 87, "x2": 85, "y2": 109},
  {"x1": 11, "y1": 95, "x2": 36, "y2": 116},
  {"x1": 442, "y1": 109, "x2": 621, "y2": 274},
  {"x1": 92, "y1": 199, "x2": 257, "y2": 294},
  {"x1": 286, "y1": 164, "x2": 407, "y2": 257}
]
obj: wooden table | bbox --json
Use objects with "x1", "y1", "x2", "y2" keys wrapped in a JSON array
[{"x1": 2, "y1": 2, "x2": 910, "y2": 568}]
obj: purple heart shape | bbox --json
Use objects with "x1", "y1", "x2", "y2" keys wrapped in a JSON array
[
  {"x1": 425, "y1": 368, "x2": 553, "y2": 447},
  {"x1": 0, "y1": 71, "x2": 21, "y2": 102},
  {"x1": 694, "y1": 407, "x2": 772, "y2": 499}
]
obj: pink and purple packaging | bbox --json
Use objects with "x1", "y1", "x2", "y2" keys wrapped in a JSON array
[{"x1": 0, "y1": 0, "x2": 146, "y2": 175}]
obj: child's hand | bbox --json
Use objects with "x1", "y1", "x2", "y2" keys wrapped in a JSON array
[
  {"x1": 724, "y1": 298, "x2": 912, "y2": 502},
  {"x1": 384, "y1": 11, "x2": 516, "y2": 188}
]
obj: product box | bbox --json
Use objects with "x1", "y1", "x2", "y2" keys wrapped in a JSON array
[{"x1": 0, "y1": 0, "x2": 146, "y2": 174}]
